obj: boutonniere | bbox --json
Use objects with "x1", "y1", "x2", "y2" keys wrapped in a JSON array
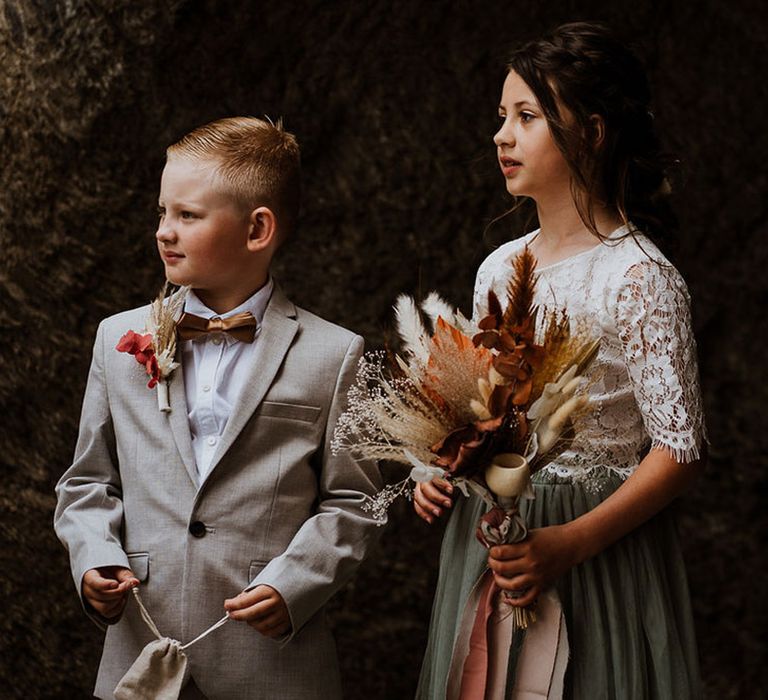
[{"x1": 116, "y1": 283, "x2": 189, "y2": 412}]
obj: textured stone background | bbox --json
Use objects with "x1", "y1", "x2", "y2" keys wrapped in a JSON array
[{"x1": 1, "y1": 0, "x2": 766, "y2": 698}]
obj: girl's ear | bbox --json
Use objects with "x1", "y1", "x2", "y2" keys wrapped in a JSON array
[
  {"x1": 247, "y1": 207, "x2": 278, "y2": 252},
  {"x1": 589, "y1": 114, "x2": 606, "y2": 148}
]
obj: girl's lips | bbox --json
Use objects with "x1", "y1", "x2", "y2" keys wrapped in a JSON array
[
  {"x1": 161, "y1": 251, "x2": 185, "y2": 263},
  {"x1": 500, "y1": 161, "x2": 522, "y2": 177}
]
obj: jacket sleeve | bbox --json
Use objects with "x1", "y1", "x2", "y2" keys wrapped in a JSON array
[
  {"x1": 53, "y1": 320, "x2": 130, "y2": 626},
  {"x1": 248, "y1": 334, "x2": 383, "y2": 641}
]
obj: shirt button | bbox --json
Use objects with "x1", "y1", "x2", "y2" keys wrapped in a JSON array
[
  {"x1": 189, "y1": 521, "x2": 206, "y2": 538},
  {"x1": 202, "y1": 385, "x2": 211, "y2": 392},
  {"x1": 206, "y1": 436, "x2": 217, "y2": 446},
  {"x1": 212, "y1": 337, "x2": 222, "y2": 345}
]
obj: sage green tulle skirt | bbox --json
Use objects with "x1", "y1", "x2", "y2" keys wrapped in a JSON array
[{"x1": 416, "y1": 474, "x2": 702, "y2": 699}]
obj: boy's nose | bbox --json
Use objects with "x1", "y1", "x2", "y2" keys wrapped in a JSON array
[{"x1": 156, "y1": 221, "x2": 176, "y2": 242}]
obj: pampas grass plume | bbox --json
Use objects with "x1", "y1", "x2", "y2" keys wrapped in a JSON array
[{"x1": 394, "y1": 294, "x2": 430, "y2": 364}]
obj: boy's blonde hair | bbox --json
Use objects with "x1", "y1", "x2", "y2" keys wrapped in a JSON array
[{"x1": 167, "y1": 116, "x2": 301, "y2": 239}]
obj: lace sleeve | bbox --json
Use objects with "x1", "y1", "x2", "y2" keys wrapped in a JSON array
[
  {"x1": 472, "y1": 259, "x2": 493, "y2": 322},
  {"x1": 613, "y1": 260, "x2": 707, "y2": 463}
]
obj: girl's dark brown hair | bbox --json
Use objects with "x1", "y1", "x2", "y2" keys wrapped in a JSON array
[{"x1": 508, "y1": 21, "x2": 678, "y2": 254}]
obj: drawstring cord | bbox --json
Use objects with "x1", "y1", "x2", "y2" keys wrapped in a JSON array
[{"x1": 130, "y1": 587, "x2": 230, "y2": 650}]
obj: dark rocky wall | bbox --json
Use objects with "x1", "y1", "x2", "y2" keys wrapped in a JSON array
[{"x1": 0, "y1": 0, "x2": 765, "y2": 697}]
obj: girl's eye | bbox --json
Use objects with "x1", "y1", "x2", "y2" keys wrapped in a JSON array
[
  {"x1": 157, "y1": 207, "x2": 165, "y2": 219},
  {"x1": 520, "y1": 112, "x2": 535, "y2": 124}
]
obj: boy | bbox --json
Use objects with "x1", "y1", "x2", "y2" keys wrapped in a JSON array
[{"x1": 54, "y1": 117, "x2": 381, "y2": 699}]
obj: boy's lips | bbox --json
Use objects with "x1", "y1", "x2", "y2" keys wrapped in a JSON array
[{"x1": 161, "y1": 250, "x2": 185, "y2": 262}]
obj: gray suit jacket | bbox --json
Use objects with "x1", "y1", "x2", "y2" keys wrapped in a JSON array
[{"x1": 54, "y1": 285, "x2": 381, "y2": 699}]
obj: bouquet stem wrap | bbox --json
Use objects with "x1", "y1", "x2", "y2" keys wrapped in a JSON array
[
  {"x1": 476, "y1": 503, "x2": 535, "y2": 630},
  {"x1": 477, "y1": 454, "x2": 536, "y2": 629}
]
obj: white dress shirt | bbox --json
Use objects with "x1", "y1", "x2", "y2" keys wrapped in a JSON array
[{"x1": 181, "y1": 278, "x2": 274, "y2": 483}]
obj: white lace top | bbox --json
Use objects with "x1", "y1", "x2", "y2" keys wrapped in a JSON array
[{"x1": 473, "y1": 224, "x2": 707, "y2": 483}]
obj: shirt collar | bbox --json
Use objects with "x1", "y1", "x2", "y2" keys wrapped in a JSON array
[{"x1": 184, "y1": 277, "x2": 274, "y2": 326}]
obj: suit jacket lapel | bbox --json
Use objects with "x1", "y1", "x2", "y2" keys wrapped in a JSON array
[
  {"x1": 203, "y1": 284, "x2": 299, "y2": 481},
  {"x1": 166, "y1": 345, "x2": 199, "y2": 487}
]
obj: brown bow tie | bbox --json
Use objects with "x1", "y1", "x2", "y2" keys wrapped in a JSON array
[{"x1": 176, "y1": 311, "x2": 258, "y2": 343}]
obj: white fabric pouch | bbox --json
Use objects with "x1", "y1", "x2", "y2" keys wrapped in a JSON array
[
  {"x1": 114, "y1": 638, "x2": 189, "y2": 700},
  {"x1": 113, "y1": 588, "x2": 228, "y2": 700}
]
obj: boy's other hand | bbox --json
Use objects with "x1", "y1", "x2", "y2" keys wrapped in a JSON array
[
  {"x1": 82, "y1": 566, "x2": 140, "y2": 619},
  {"x1": 413, "y1": 477, "x2": 454, "y2": 524},
  {"x1": 224, "y1": 585, "x2": 291, "y2": 639}
]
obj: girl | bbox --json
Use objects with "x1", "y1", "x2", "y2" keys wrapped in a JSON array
[{"x1": 414, "y1": 22, "x2": 706, "y2": 699}]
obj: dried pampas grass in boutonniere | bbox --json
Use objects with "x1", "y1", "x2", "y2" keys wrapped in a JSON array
[{"x1": 116, "y1": 282, "x2": 189, "y2": 412}]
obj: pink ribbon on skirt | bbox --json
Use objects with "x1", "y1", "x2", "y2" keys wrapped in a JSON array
[{"x1": 448, "y1": 570, "x2": 569, "y2": 700}]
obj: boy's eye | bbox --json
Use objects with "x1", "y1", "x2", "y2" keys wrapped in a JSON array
[{"x1": 180, "y1": 211, "x2": 196, "y2": 220}]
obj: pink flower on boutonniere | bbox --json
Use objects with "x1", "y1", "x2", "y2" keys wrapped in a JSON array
[
  {"x1": 115, "y1": 283, "x2": 189, "y2": 411},
  {"x1": 116, "y1": 331, "x2": 162, "y2": 388}
]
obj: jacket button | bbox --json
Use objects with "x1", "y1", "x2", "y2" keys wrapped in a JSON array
[{"x1": 189, "y1": 521, "x2": 206, "y2": 538}]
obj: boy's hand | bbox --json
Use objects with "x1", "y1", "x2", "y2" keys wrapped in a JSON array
[
  {"x1": 413, "y1": 477, "x2": 454, "y2": 524},
  {"x1": 82, "y1": 566, "x2": 140, "y2": 619},
  {"x1": 224, "y1": 585, "x2": 291, "y2": 639}
]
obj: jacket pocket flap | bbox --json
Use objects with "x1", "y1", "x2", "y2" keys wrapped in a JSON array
[
  {"x1": 258, "y1": 401, "x2": 321, "y2": 423},
  {"x1": 127, "y1": 552, "x2": 149, "y2": 582}
]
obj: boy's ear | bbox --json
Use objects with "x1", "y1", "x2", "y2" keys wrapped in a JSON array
[
  {"x1": 589, "y1": 114, "x2": 606, "y2": 148},
  {"x1": 247, "y1": 207, "x2": 278, "y2": 252}
]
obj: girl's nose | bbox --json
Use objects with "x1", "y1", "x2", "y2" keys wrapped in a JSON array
[{"x1": 493, "y1": 119, "x2": 514, "y2": 147}]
